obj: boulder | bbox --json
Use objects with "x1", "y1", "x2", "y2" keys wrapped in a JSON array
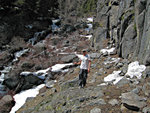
[
  {"x1": 45, "y1": 80, "x2": 57, "y2": 88},
  {"x1": 60, "y1": 77, "x2": 78, "y2": 90},
  {"x1": 89, "y1": 53, "x2": 101, "y2": 59},
  {"x1": 88, "y1": 98, "x2": 106, "y2": 106},
  {"x1": 0, "y1": 95, "x2": 15, "y2": 113},
  {"x1": 121, "y1": 92, "x2": 147, "y2": 111},
  {"x1": 0, "y1": 51, "x2": 13, "y2": 66},
  {"x1": 115, "y1": 77, "x2": 130, "y2": 87},
  {"x1": 21, "y1": 61, "x2": 35, "y2": 70},
  {"x1": 20, "y1": 75, "x2": 44, "y2": 91},
  {"x1": 108, "y1": 99, "x2": 119, "y2": 106},
  {"x1": 61, "y1": 55, "x2": 77, "y2": 63},
  {"x1": 33, "y1": 42, "x2": 46, "y2": 53},
  {"x1": 143, "y1": 107, "x2": 150, "y2": 113},
  {"x1": 3, "y1": 77, "x2": 19, "y2": 90},
  {"x1": 90, "y1": 108, "x2": 101, "y2": 113}
]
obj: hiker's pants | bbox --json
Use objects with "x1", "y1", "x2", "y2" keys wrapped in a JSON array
[{"x1": 79, "y1": 69, "x2": 88, "y2": 87}]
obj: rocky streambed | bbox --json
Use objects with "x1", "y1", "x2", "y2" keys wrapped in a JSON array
[
  {"x1": 0, "y1": 14, "x2": 150, "y2": 113},
  {"x1": 0, "y1": 17, "x2": 94, "y2": 113}
]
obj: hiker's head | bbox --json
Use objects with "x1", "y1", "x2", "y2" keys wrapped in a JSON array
[{"x1": 82, "y1": 49, "x2": 87, "y2": 56}]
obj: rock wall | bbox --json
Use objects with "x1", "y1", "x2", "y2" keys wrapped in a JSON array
[{"x1": 93, "y1": 0, "x2": 150, "y2": 64}]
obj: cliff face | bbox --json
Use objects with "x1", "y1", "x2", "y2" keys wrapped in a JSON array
[
  {"x1": 58, "y1": 0, "x2": 149, "y2": 64},
  {"x1": 93, "y1": 0, "x2": 149, "y2": 64}
]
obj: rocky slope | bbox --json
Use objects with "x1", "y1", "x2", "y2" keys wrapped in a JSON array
[{"x1": 1, "y1": 0, "x2": 150, "y2": 113}]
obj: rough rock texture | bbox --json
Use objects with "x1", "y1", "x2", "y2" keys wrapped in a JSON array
[
  {"x1": 121, "y1": 92, "x2": 147, "y2": 110},
  {"x1": 91, "y1": 0, "x2": 150, "y2": 64},
  {"x1": 0, "y1": 95, "x2": 15, "y2": 113}
]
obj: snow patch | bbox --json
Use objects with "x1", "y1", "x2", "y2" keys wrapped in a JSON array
[
  {"x1": 104, "y1": 71, "x2": 123, "y2": 85},
  {"x1": 13, "y1": 49, "x2": 29, "y2": 62},
  {"x1": 21, "y1": 63, "x2": 73, "y2": 78},
  {"x1": 100, "y1": 48, "x2": 115, "y2": 54},
  {"x1": 87, "y1": 17, "x2": 94, "y2": 22},
  {"x1": 51, "y1": 63, "x2": 73, "y2": 72},
  {"x1": 126, "y1": 61, "x2": 146, "y2": 79},
  {"x1": 80, "y1": 35, "x2": 92, "y2": 40},
  {"x1": 10, "y1": 84, "x2": 45, "y2": 113},
  {"x1": 103, "y1": 61, "x2": 146, "y2": 85}
]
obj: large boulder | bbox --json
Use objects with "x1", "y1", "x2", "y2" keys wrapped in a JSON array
[
  {"x1": 21, "y1": 61, "x2": 35, "y2": 70},
  {"x1": 3, "y1": 77, "x2": 20, "y2": 90},
  {"x1": 121, "y1": 92, "x2": 147, "y2": 111},
  {"x1": 3, "y1": 75, "x2": 44, "y2": 93},
  {"x1": 33, "y1": 42, "x2": 46, "y2": 53},
  {"x1": 61, "y1": 55, "x2": 77, "y2": 63},
  {"x1": 0, "y1": 51, "x2": 13, "y2": 66},
  {"x1": 0, "y1": 95, "x2": 15, "y2": 113},
  {"x1": 89, "y1": 53, "x2": 101, "y2": 59}
]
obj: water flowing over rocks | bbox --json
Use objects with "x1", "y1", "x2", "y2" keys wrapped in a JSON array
[{"x1": 1, "y1": 0, "x2": 150, "y2": 113}]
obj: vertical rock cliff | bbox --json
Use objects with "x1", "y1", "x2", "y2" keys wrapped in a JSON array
[{"x1": 93, "y1": 0, "x2": 149, "y2": 64}]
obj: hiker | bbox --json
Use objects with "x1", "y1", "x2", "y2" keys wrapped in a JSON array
[{"x1": 74, "y1": 49, "x2": 91, "y2": 88}]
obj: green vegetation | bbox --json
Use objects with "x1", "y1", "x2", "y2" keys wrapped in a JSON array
[
  {"x1": 80, "y1": 0, "x2": 98, "y2": 14},
  {"x1": 134, "y1": 23, "x2": 137, "y2": 32}
]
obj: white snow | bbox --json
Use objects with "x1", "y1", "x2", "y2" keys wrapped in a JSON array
[
  {"x1": 126, "y1": 61, "x2": 146, "y2": 79},
  {"x1": 52, "y1": 19, "x2": 60, "y2": 24},
  {"x1": 103, "y1": 61, "x2": 146, "y2": 85},
  {"x1": 85, "y1": 24, "x2": 93, "y2": 32},
  {"x1": 97, "y1": 83, "x2": 108, "y2": 86},
  {"x1": 87, "y1": 17, "x2": 93, "y2": 22},
  {"x1": 100, "y1": 48, "x2": 115, "y2": 54},
  {"x1": 13, "y1": 49, "x2": 29, "y2": 62},
  {"x1": 11, "y1": 62, "x2": 73, "y2": 113},
  {"x1": 104, "y1": 71, "x2": 123, "y2": 85},
  {"x1": 21, "y1": 63, "x2": 73, "y2": 78},
  {"x1": 1, "y1": 66, "x2": 12, "y2": 73},
  {"x1": 51, "y1": 63, "x2": 73, "y2": 72},
  {"x1": 80, "y1": 35, "x2": 92, "y2": 40},
  {"x1": 10, "y1": 84, "x2": 45, "y2": 113}
]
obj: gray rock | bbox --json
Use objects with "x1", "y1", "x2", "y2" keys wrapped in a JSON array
[
  {"x1": 0, "y1": 95, "x2": 15, "y2": 113},
  {"x1": 116, "y1": 77, "x2": 130, "y2": 87},
  {"x1": 21, "y1": 61, "x2": 35, "y2": 70},
  {"x1": 61, "y1": 55, "x2": 77, "y2": 63},
  {"x1": 60, "y1": 77, "x2": 78, "y2": 90},
  {"x1": 103, "y1": 51, "x2": 108, "y2": 56},
  {"x1": 92, "y1": 27, "x2": 107, "y2": 50},
  {"x1": 108, "y1": 99, "x2": 119, "y2": 106},
  {"x1": 90, "y1": 108, "x2": 101, "y2": 113},
  {"x1": 132, "y1": 87, "x2": 142, "y2": 94},
  {"x1": 34, "y1": 42, "x2": 46, "y2": 53},
  {"x1": 116, "y1": 62, "x2": 124, "y2": 68},
  {"x1": 89, "y1": 53, "x2": 101, "y2": 59},
  {"x1": 91, "y1": 64, "x2": 97, "y2": 68},
  {"x1": 88, "y1": 98, "x2": 106, "y2": 106},
  {"x1": 142, "y1": 107, "x2": 150, "y2": 113},
  {"x1": 121, "y1": 92, "x2": 147, "y2": 110},
  {"x1": 45, "y1": 80, "x2": 56, "y2": 88},
  {"x1": 121, "y1": 24, "x2": 137, "y2": 59}
]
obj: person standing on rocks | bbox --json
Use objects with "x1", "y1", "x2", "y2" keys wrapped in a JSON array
[{"x1": 74, "y1": 49, "x2": 91, "y2": 88}]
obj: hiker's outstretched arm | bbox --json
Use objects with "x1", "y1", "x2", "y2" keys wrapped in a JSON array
[{"x1": 74, "y1": 61, "x2": 81, "y2": 65}]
